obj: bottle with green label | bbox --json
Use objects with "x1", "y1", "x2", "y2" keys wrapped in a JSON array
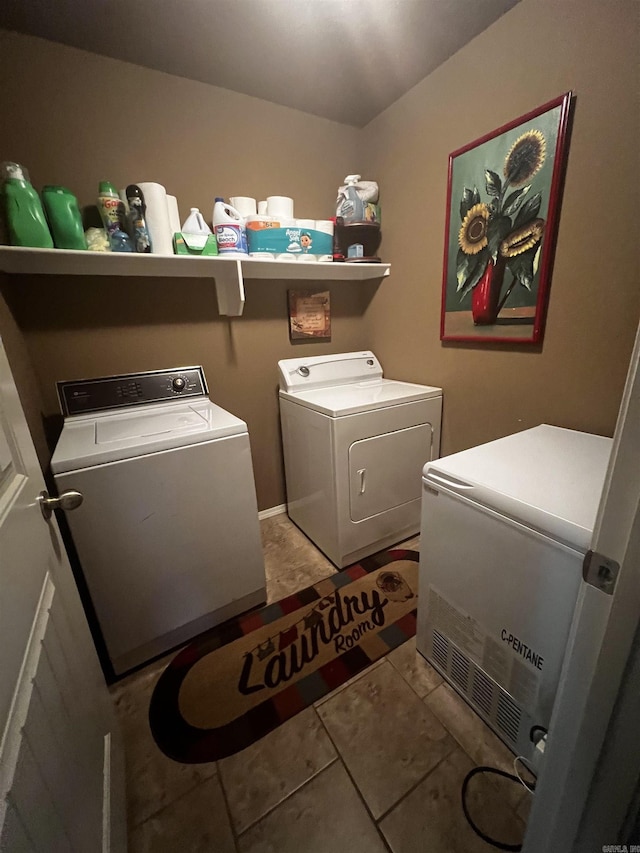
[
  {"x1": 1, "y1": 161, "x2": 54, "y2": 248},
  {"x1": 42, "y1": 186, "x2": 87, "y2": 250},
  {"x1": 97, "y1": 181, "x2": 134, "y2": 252}
]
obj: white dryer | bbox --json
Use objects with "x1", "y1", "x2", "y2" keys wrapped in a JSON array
[
  {"x1": 51, "y1": 367, "x2": 265, "y2": 675},
  {"x1": 278, "y1": 351, "x2": 442, "y2": 567}
]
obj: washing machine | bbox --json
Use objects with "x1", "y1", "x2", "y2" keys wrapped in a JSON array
[
  {"x1": 51, "y1": 366, "x2": 265, "y2": 675},
  {"x1": 278, "y1": 351, "x2": 442, "y2": 568}
]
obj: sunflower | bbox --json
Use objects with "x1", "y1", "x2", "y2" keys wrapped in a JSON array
[
  {"x1": 458, "y1": 203, "x2": 490, "y2": 255},
  {"x1": 499, "y1": 218, "x2": 545, "y2": 257},
  {"x1": 503, "y1": 130, "x2": 546, "y2": 186}
]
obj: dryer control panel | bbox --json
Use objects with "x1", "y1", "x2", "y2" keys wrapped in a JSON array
[{"x1": 58, "y1": 367, "x2": 208, "y2": 416}]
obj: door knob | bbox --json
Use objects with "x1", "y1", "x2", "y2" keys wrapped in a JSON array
[{"x1": 38, "y1": 489, "x2": 83, "y2": 521}]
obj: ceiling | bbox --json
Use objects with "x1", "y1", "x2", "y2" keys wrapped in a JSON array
[{"x1": 1, "y1": 0, "x2": 520, "y2": 127}]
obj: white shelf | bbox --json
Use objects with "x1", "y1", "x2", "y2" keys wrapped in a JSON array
[{"x1": 0, "y1": 246, "x2": 390, "y2": 316}]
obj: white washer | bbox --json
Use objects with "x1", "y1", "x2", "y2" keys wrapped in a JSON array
[
  {"x1": 278, "y1": 351, "x2": 443, "y2": 567},
  {"x1": 51, "y1": 367, "x2": 265, "y2": 675}
]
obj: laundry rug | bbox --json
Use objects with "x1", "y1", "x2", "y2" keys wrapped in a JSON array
[{"x1": 149, "y1": 548, "x2": 419, "y2": 762}]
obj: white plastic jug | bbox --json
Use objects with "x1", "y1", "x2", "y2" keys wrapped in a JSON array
[
  {"x1": 182, "y1": 208, "x2": 211, "y2": 235},
  {"x1": 212, "y1": 199, "x2": 248, "y2": 255}
]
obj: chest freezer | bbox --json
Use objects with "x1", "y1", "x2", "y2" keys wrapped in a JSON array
[{"x1": 416, "y1": 425, "x2": 612, "y2": 764}]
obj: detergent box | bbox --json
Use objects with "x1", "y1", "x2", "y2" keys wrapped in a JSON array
[{"x1": 173, "y1": 233, "x2": 219, "y2": 256}]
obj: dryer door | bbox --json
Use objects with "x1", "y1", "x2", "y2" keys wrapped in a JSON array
[{"x1": 349, "y1": 423, "x2": 432, "y2": 522}]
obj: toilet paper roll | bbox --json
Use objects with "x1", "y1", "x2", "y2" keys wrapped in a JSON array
[
  {"x1": 166, "y1": 195, "x2": 181, "y2": 235},
  {"x1": 137, "y1": 182, "x2": 174, "y2": 255},
  {"x1": 315, "y1": 220, "x2": 334, "y2": 236},
  {"x1": 297, "y1": 254, "x2": 318, "y2": 262},
  {"x1": 258, "y1": 200, "x2": 268, "y2": 215},
  {"x1": 295, "y1": 219, "x2": 315, "y2": 229},
  {"x1": 249, "y1": 252, "x2": 276, "y2": 260},
  {"x1": 230, "y1": 197, "x2": 257, "y2": 218},
  {"x1": 267, "y1": 196, "x2": 294, "y2": 219},
  {"x1": 276, "y1": 253, "x2": 296, "y2": 261}
]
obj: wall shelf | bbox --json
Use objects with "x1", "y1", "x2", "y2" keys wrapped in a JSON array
[{"x1": 0, "y1": 246, "x2": 390, "y2": 317}]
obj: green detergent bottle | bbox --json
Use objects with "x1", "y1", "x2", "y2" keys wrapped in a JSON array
[
  {"x1": 1, "y1": 161, "x2": 53, "y2": 248},
  {"x1": 42, "y1": 186, "x2": 87, "y2": 250}
]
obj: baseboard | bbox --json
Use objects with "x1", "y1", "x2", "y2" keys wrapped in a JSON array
[{"x1": 258, "y1": 504, "x2": 287, "y2": 520}]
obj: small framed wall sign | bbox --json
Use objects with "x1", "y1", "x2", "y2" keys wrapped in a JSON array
[
  {"x1": 288, "y1": 289, "x2": 331, "y2": 342},
  {"x1": 440, "y1": 91, "x2": 573, "y2": 344}
]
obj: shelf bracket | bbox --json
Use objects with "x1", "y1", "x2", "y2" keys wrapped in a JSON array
[{"x1": 214, "y1": 259, "x2": 245, "y2": 316}]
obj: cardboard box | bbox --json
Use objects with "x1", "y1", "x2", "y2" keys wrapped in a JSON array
[{"x1": 173, "y1": 233, "x2": 219, "y2": 256}]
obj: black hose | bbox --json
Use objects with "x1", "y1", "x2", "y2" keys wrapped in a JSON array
[{"x1": 461, "y1": 765, "x2": 534, "y2": 851}]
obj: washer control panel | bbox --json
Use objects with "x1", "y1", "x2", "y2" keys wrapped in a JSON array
[{"x1": 58, "y1": 366, "x2": 208, "y2": 416}]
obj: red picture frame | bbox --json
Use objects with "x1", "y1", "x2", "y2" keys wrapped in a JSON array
[{"x1": 440, "y1": 92, "x2": 573, "y2": 344}]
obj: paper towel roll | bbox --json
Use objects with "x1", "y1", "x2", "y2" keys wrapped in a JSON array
[
  {"x1": 118, "y1": 189, "x2": 130, "y2": 213},
  {"x1": 137, "y1": 182, "x2": 174, "y2": 255},
  {"x1": 166, "y1": 195, "x2": 181, "y2": 236},
  {"x1": 267, "y1": 196, "x2": 294, "y2": 218},
  {"x1": 230, "y1": 197, "x2": 257, "y2": 218}
]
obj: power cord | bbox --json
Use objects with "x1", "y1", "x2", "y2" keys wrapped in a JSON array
[
  {"x1": 461, "y1": 726, "x2": 547, "y2": 849},
  {"x1": 461, "y1": 765, "x2": 532, "y2": 851},
  {"x1": 513, "y1": 755, "x2": 536, "y2": 794}
]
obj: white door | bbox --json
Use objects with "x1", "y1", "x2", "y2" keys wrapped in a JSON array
[
  {"x1": 0, "y1": 338, "x2": 126, "y2": 852},
  {"x1": 349, "y1": 423, "x2": 432, "y2": 521},
  {"x1": 523, "y1": 320, "x2": 640, "y2": 851}
]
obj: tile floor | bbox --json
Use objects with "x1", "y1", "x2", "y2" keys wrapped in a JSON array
[{"x1": 111, "y1": 514, "x2": 531, "y2": 852}]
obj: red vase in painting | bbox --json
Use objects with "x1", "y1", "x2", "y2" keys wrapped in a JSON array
[{"x1": 472, "y1": 258, "x2": 506, "y2": 325}]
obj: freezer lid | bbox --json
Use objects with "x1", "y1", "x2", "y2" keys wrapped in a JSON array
[
  {"x1": 279, "y1": 379, "x2": 442, "y2": 417},
  {"x1": 423, "y1": 425, "x2": 613, "y2": 551},
  {"x1": 51, "y1": 400, "x2": 248, "y2": 472}
]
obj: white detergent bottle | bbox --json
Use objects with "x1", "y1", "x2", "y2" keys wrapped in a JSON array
[
  {"x1": 212, "y1": 198, "x2": 248, "y2": 255},
  {"x1": 182, "y1": 208, "x2": 211, "y2": 235}
]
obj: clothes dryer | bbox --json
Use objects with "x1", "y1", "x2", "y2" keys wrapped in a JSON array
[
  {"x1": 51, "y1": 367, "x2": 265, "y2": 675},
  {"x1": 278, "y1": 352, "x2": 442, "y2": 567}
]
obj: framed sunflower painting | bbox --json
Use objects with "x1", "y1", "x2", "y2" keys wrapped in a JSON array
[{"x1": 440, "y1": 91, "x2": 573, "y2": 344}]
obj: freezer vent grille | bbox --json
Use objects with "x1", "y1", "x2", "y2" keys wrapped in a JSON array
[
  {"x1": 427, "y1": 629, "x2": 523, "y2": 748},
  {"x1": 496, "y1": 693, "x2": 521, "y2": 743},
  {"x1": 432, "y1": 630, "x2": 448, "y2": 671},
  {"x1": 472, "y1": 668, "x2": 493, "y2": 717},
  {"x1": 450, "y1": 647, "x2": 470, "y2": 692}
]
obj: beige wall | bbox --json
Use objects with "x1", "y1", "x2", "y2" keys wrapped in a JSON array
[
  {"x1": 0, "y1": 30, "x2": 362, "y2": 509},
  {"x1": 1, "y1": 0, "x2": 639, "y2": 510},
  {"x1": 361, "y1": 0, "x2": 640, "y2": 455}
]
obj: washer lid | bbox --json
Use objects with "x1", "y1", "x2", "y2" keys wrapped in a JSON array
[
  {"x1": 95, "y1": 407, "x2": 208, "y2": 443},
  {"x1": 423, "y1": 424, "x2": 613, "y2": 552},
  {"x1": 279, "y1": 378, "x2": 442, "y2": 417},
  {"x1": 51, "y1": 399, "x2": 248, "y2": 473}
]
